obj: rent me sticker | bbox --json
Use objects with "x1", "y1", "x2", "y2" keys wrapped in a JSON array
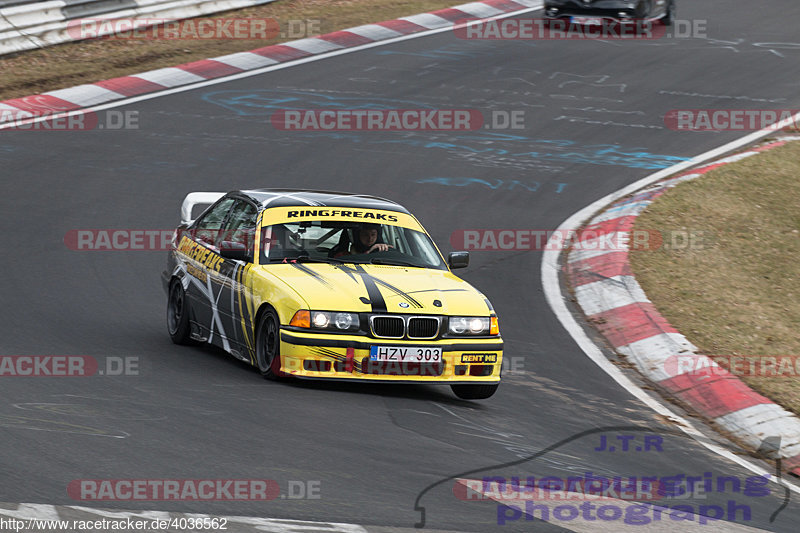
[{"x1": 460, "y1": 353, "x2": 498, "y2": 364}]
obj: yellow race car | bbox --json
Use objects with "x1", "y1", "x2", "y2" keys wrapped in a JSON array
[{"x1": 161, "y1": 190, "x2": 502, "y2": 399}]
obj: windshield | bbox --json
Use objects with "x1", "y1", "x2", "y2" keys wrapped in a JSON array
[{"x1": 260, "y1": 220, "x2": 446, "y2": 270}]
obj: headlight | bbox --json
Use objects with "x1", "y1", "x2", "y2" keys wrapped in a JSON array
[
  {"x1": 448, "y1": 316, "x2": 498, "y2": 336},
  {"x1": 334, "y1": 312, "x2": 355, "y2": 330},
  {"x1": 291, "y1": 310, "x2": 360, "y2": 331},
  {"x1": 312, "y1": 312, "x2": 329, "y2": 328}
]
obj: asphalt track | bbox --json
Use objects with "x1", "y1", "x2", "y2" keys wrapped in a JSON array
[{"x1": 2, "y1": 1, "x2": 800, "y2": 531}]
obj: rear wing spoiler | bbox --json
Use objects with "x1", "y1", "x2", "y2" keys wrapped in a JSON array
[{"x1": 180, "y1": 192, "x2": 226, "y2": 225}]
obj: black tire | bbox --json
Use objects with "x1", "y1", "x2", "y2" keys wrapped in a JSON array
[
  {"x1": 256, "y1": 308, "x2": 284, "y2": 380},
  {"x1": 451, "y1": 383, "x2": 499, "y2": 400},
  {"x1": 662, "y1": 1, "x2": 674, "y2": 26},
  {"x1": 167, "y1": 280, "x2": 194, "y2": 345}
]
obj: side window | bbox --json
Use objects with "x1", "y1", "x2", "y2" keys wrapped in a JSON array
[
  {"x1": 221, "y1": 201, "x2": 258, "y2": 257},
  {"x1": 194, "y1": 197, "x2": 236, "y2": 247}
]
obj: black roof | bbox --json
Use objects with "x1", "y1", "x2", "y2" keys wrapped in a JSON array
[{"x1": 237, "y1": 189, "x2": 410, "y2": 214}]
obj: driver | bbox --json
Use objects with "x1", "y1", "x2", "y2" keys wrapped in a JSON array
[{"x1": 335, "y1": 223, "x2": 392, "y2": 256}]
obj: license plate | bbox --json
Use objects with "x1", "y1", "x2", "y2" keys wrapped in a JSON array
[
  {"x1": 370, "y1": 346, "x2": 443, "y2": 363},
  {"x1": 571, "y1": 16, "x2": 603, "y2": 25}
]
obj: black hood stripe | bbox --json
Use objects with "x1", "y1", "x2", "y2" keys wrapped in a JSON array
[
  {"x1": 404, "y1": 288, "x2": 468, "y2": 295},
  {"x1": 289, "y1": 262, "x2": 333, "y2": 288},
  {"x1": 335, "y1": 263, "x2": 423, "y2": 310},
  {"x1": 335, "y1": 264, "x2": 387, "y2": 313},
  {"x1": 371, "y1": 277, "x2": 423, "y2": 309}
]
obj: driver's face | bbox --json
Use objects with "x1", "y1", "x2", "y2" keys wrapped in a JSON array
[{"x1": 359, "y1": 229, "x2": 378, "y2": 247}]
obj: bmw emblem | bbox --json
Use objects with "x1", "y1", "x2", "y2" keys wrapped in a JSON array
[{"x1": 399, "y1": 302, "x2": 410, "y2": 308}]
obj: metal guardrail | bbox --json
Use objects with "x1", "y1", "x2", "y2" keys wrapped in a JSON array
[
  {"x1": 0, "y1": 0, "x2": 42, "y2": 8},
  {"x1": 0, "y1": 0, "x2": 278, "y2": 56},
  {"x1": 61, "y1": 0, "x2": 139, "y2": 19}
]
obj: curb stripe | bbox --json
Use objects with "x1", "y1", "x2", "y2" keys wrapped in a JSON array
[
  {"x1": 345, "y1": 24, "x2": 404, "y2": 40},
  {"x1": 428, "y1": 7, "x2": 473, "y2": 22},
  {"x1": 93, "y1": 76, "x2": 167, "y2": 97},
  {"x1": 282, "y1": 37, "x2": 344, "y2": 54},
  {"x1": 456, "y1": 2, "x2": 504, "y2": 17},
  {"x1": 616, "y1": 333, "x2": 699, "y2": 382},
  {"x1": 568, "y1": 253, "x2": 632, "y2": 287},
  {"x1": 573, "y1": 277, "x2": 651, "y2": 316},
  {"x1": 376, "y1": 19, "x2": 429, "y2": 34},
  {"x1": 2, "y1": 94, "x2": 77, "y2": 115},
  {"x1": 319, "y1": 30, "x2": 376, "y2": 47},
  {"x1": 398, "y1": 13, "x2": 452, "y2": 29},
  {"x1": 252, "y1": 44, "x2": 312, "y2": 61},
  {"x1": 177, "y1": 59, "x2": 244, "y2": 79},
  {"x1": 211, "y1": 52, "x2": 280, "y2": 70},
  {"x1": 582, "y1": 214, "x2": 638, "y2": 236},
  {"x1": 484, "y1": 0, "x2": 528, "y2": 10},
  {"x1": 46, "y1": 84, "x2": 124, "y2": 107},
  {"x1": 133, "y1": 67, "x2": 206, "y2": 87},
  {"x1": 589, "y1": 302, "x2": 678, "y2": 347},
  {"x1": 717, "y1": 404, "x2": 800, "y2": 457},
  {"x1": 662, "y1": 373, "x2": 771, "y2": 418}
]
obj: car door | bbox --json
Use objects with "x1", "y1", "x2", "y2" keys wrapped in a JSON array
[
  {"x1": 184, "y1": 196, "x2": 236, "y2": 340},
  {"x1": 214, "y1": 199, "x2": 259, "y2": 358}
]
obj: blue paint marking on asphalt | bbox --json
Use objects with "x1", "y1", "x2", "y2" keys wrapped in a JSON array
[
  {"x1": 201, "y1": 89, "x2": 434, "y2": 116},
  {"x1": 604, "y1": 200, "x2": 651, "y2": 215},
  {"x1": 201, "y1": 91, "x2": 690, "y2": 169},
  {"x1": 416, "y1": 177, "x2": 569, "y2": 193},
  {"x1": 375, "y1": 136, "x2": 688, "y2": 169}
]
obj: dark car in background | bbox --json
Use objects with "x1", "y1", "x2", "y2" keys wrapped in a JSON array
[{"x1": 545, "y1": 0, "x2": 675, "y2": 25}]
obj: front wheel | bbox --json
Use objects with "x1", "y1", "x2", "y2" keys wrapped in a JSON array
[
  {"x1": 451, "y1": 383, "x2": 499, "y2": 400},
  {"x1": 167, "y1": 280, "x2": 194, "y2": 345},
  {"x1": 256, "y1": 308, "x2": 284, "y2": 380}
]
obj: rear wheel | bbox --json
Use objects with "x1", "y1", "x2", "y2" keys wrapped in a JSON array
[
  {"x1": 451, "y1": 383, "x2": 499, "y2": 400},
  {"x1": 256, "y1": 308, "x2": 284, "y2": 380},
  {"x1": 167, "y1": 280, "x2": 194, "y2": 345}
]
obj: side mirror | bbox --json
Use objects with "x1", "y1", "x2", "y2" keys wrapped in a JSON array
[
  {"x1": 219, "y1": 241, "x2": 250, "y2": 262},
  {"x1": 448, "y1": 251, "x2": 469, "y2": 269}
]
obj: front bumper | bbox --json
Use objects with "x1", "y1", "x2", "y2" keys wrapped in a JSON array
[
  {"x1": 279, "y1": 330, "x2": 503, "y2": 383},
  {"x1": 544, "y1": 1, "x2": 647, "y2": 19}
]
